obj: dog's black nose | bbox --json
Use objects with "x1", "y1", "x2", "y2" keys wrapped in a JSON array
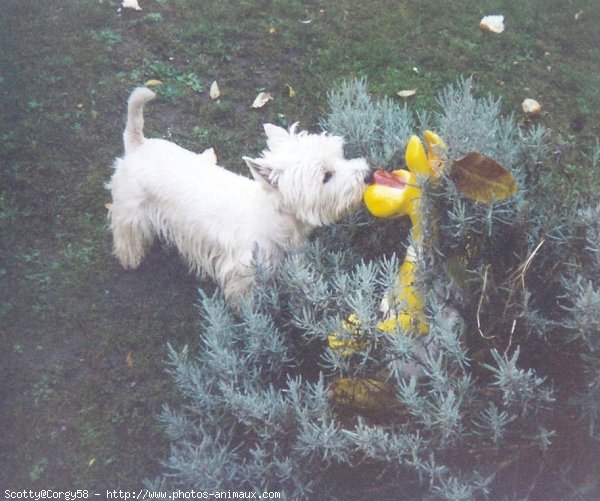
[{"x1": 364, "y1": 169, "x2": 374, "y2": 184}]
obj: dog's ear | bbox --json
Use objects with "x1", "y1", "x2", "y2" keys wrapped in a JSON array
[
  {"x1": 263, "y1": 124, "x2": 291, "y2": 150},
  {"x1": 263, "y1": 124, "x2": 289, "y2": 140},
  {"x1": 244, "y1": 157, "x2": 280, "y2": 189}
]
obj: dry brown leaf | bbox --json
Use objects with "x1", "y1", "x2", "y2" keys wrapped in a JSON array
[
  {"x1": 210, "y1": 81, "x2": 220, "y2": 100},
  {"x1": 125, "y1": 350, "x2": 134, "y2": 368},
  {"x1": 251, "y1": 92, "x2": 272, "y2": 108},
  {"x1": 450, "y1": 152, "x2": 518, "y2": 203},
  {"x1": 105, "y1": 203, "x2": 113, "y2": 211},
  {"x1": 397, "y1": 89, "x2": 417, "y2": 98}
]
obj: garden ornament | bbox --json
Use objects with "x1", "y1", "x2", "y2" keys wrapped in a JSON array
[{"x1": 329, "y1": 131, "x2": 518, "y2": 408}]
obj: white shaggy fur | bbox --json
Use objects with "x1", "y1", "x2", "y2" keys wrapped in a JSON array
[{"x1": 107, "y1": 87, "x2": 371, "y2": 302}]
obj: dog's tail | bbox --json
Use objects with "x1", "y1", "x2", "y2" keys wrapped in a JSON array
[{"x1": 123, "y1": 87, "x2": 156, "y2": 154}]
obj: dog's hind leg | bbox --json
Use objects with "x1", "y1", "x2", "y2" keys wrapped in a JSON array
[{"x1": 109, "y1": 206, "x2": 154, "y2": 270}]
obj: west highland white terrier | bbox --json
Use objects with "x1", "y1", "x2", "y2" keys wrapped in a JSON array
[{"x1": 107, "y1": 87, "x2": 372, "y2": 302}]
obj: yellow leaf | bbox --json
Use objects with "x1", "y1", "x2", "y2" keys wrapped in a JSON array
[
  {"x1": 251, "y1": 92, "x2": 272, "y2": 108},
  {"x1": 284, "y1": 84, "x2": 296, "y2": 98},
  {"x1": 450, "y1": 152, "x2": 518, "y2": 203},
  {"x1": 330, "y1": 377, "x2": 395, "y2": 409},
  {"x1": 144, "y1": 79, "x2": 163, "y2": 87},
  {"x1": 268, "y1": 26, "x2": 277, "y2": 34},
  {"x1": 125, "y1": 350, "x2": 134, "y2": 368}
]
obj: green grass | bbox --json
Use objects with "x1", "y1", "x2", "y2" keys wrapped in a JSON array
[{"x1": 1, "y1": 0, "x2": 599, "y2": 491}]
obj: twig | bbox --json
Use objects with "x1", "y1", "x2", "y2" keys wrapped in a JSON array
[
  {"x1": 504, "y1": 319, "x2": 517, "y2": 356},
  {"x1": 477, "y1": 264, "x2": 496, "y2": 339},
  {"x1": 511, "y1": 239, "x2": 545, "y2": 290}
]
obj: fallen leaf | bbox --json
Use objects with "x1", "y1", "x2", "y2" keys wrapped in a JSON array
[
  {"x1": 144, "y1": 79, "x2": 163, "y2": 87},
  {"x1": 284, "y1": 84, "x2": 296, "y2": 98},
  {"x1": 89, "y1": 458, "x2": 96, "y2": 467},
  {"x1": 209, "y1": 81, "x2": 220, "y2": 100},
  {"x1": 450, "y1": 152, "x2": 518, "y2": 203},
  {"x1": 268, "y1": 26, "x2": 277, "y2": 35},
  {"x1": 330, "y1": 377, "x2": 395, "y2": 409},
  {"x1": 298, "y1": 10, "x2": 324, "y2": 24},
  {"x1": 105, "y1": 203, "x2": 113, "y2": 210},
  {"x1": 521, "y1": 98, "x2": 541, "y2": 115},
  {"x1": 574, "y1": 10, "x2": 584, "y2": 20},
  {"x1": 122, "y1": 0, "x2": 142, "y2": 11},
  {"x1": 480, "y1": 15, "x2": 504, "y2": 34},
  {"x1": 125, "y1": 350, "x2": 134, "y2": 368},
  {"x1": 397, "y1": 89, "x2": 416, "y2": 98},
  {"x1": 251, "y1": 91, "x2": 272, "y2": 108}
]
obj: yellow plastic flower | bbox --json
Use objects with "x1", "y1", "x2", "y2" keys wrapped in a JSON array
[
  {"x1": 364, "y1": 131, "x2": 446, "y2": 231},
  {"x1": 363, "y1": 169, "x2": 420, "y2": 220},
  {"x1": 333, "y1": 131, "x2": 446, "y2": 354},
  {"x1": 405, "y1": 130, "x2": 446, "y2": 177},
  {"x1": 327, "y1": 313, "x2": 367, "y2": 355}
]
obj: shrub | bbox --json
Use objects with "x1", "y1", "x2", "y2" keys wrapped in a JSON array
[{"x1": 149, "y1": 78, "x2": 600, "y2": 499}]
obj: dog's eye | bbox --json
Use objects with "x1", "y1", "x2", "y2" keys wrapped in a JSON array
[{"x1": 323, "y1": 171, "x2": 333, "y2": 184}]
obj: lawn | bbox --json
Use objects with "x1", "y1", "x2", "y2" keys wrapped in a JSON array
[{"x1": 1, "y1": 0, "x2": 599, "y2": 492}]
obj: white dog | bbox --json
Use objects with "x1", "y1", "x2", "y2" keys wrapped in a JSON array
[{"x1": 107, "y1": 87, "x2": 371, "y2": 302}]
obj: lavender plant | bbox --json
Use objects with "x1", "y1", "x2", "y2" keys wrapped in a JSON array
[{"x1": 151, "y1": 78, "x2": 600, "y2": 499}]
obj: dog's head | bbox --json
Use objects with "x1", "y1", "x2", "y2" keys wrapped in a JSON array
[{"x1": 243, "y1": 124, "x2": 372, "y2": 227}]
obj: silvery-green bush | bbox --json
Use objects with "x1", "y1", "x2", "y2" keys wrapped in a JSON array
[{"x1": 149, "y1": 78, "x2": 600, "y2": 499}]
